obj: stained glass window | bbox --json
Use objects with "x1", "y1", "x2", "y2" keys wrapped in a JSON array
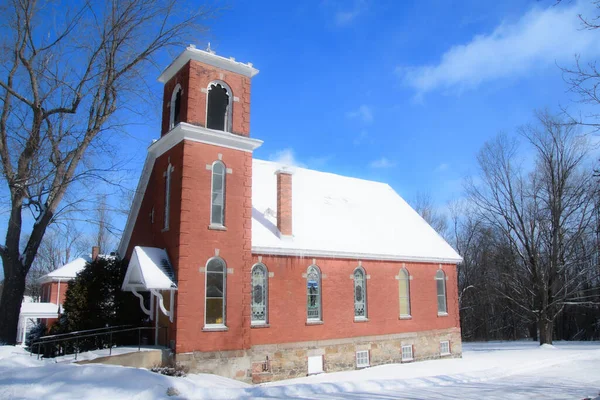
[
  {"x1": 354, "y1": 267, "x2": 367, "y2": 318},
  {"x1": 307, "y1": 265, "x2": 321, "y2": 321},
  {"x1": 251, "y1": 263, "x2": 268, "y2": 324}
]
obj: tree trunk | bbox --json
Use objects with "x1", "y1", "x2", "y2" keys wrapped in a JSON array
[
  {"x1": 0, "y1": 259, "x2": 27, "y2": 344},
  {"x1": 538, "y1": 317, "x2": 553, "y2": 345},
  {"x1": 528, "y1": 322, "x2": 538, "y2": 341}
]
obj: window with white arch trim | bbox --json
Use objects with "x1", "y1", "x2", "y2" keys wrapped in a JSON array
[
  {"x1": 353, "y1": 267, "x2": 367, "y2": 319},
  {"x1": 306, "y1": 265, "x2": 322, "y2": 321},
  {"x1": 251, "y1": 263, "x2": 268, "y2": 324},
  {"x1": 398, "y1": 268, "x2": 411, "y2": 317},
  {"x1": 435, "y1": 270, "x2": 447, "y2": 314},
  {"x1": 205, "y1": 257, "x2": 227, "y2": 327},
  {"x1": 210, "y1": 161, "x2": 226, "y2": 226}
]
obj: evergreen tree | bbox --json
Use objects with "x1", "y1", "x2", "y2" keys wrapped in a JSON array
[
  {"x1": 25, "y1": 321, "x2": 46, "y2": 353},
  {"x1": 54, "y1": 257, "x2": 146, "y2": 343}
]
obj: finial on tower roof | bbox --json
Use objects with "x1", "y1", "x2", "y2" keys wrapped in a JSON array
[{"x1": 206, "y1": 42, "x2": 215, "y2": 54}]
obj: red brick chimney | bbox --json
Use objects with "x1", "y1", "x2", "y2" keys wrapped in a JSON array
[
  {"x1": 92, "y1": 246, "x2": 100, "y2": 261},
  {"x1": 276, "y1": 169, "x2": 293, "y2": 237}
]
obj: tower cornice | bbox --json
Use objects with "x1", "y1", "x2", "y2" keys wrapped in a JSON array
[{"x1": 158, "y1": 46, "x2": 259, "y2": 83}]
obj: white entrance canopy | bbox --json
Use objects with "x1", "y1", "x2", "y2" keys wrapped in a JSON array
[
  {"x1": 122, "y1": 246, "x2": 177, "y2": 342},
  {"x1": 18, "y1": 302, "x2": 59, "y2": 344}
]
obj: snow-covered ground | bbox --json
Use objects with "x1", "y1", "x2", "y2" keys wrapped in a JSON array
[{"x1": 1, "y1": 341, "x2": 599, "y2": 399}]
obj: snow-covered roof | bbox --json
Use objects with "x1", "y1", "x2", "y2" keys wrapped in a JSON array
[
  {"x1": 118, "y1": 150, "x2": 461, "y2": 264},
  {"x1": 252, "y1": 160, "x2": 462, "y2": 264},
  {"x1": 20, "y1": 302, "x2": 59, "y2": 318},
  {"x1": 40, "y1": 256, "x2": 91, "y2": 283},
  {"x1": 122, "y1": 247, "x2": 177, "y2": 291}
]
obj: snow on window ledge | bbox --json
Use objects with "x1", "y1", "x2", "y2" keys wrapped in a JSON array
[
  {"x1": 306, "y1": 320, "x2": 324, "y2": 326},
  {"x1": 202, "y1": 325, "x2": 228, "y2": 332},
  {"x1": 354, "y1": 317, "x2": 369, "y2": 323},
  {"x1": 250, "y1": 322, "x2": 270, "y2": 328},
  {"x1": 399, "y1": 315, "x2": 412, "y2": 320},
  {"x1": 437, "y1": 312, "x2": 448, "y2": 317},
  {"x1": 208, "y1": 224, "x2": 227, "y2": 231}
]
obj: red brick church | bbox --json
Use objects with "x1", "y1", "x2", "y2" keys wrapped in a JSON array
[{"x1": 118, "y1": 45, "x2": 463, "y2": 383}]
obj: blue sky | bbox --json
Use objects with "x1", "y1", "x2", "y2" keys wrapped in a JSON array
[
  {"x1": 123, "y1": 0, "x2": 594, "y2": 207},
  {"x1": 3, "y1": 0, "x2": 600, "y2": 270}
]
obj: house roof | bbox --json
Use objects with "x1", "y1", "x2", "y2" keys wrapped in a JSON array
[
  {"x1": 252, "y1": 160, "x2": 462, "y2": 264},
  {"x1": 40, "y1": 256, "x2": 92, "y2": 283},
  {"x1": 122, "y1": 246, "x2": 177, "y2": 291}
]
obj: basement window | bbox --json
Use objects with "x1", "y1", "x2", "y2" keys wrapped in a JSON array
[
  {"x1": 440, "y1": 341, "x2": 451, "y2": 356},
  {"x1": 401, "y1": 345, "x2": 413, "y2": 362},
  {"x1": 206, "y1": 82, "x2": 230, "y2": 131},
  {"x1": 355, "y1": 350, "x2": 369, "y2": 368},
  {"x1": 307, "y1": 355, "x2": 324, "y2": 375}
]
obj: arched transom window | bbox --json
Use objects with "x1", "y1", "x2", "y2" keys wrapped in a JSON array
[
  {"x1": 399, "y1": 268, "x2": 411, "y2": 317},
  {"x1": 435, "y1": 270, "x2": 447, "y2": 314},
  {"x1": 354, "y1": 267, "x2": 367, "y2": 319},
  {"x1": 205, "y1": 257, "x2": 226, "y2": 326},
  {"x1": 206, "y1": 82, "x2": 230, "y2": 131},
  {"x1": 306, "y1": 265, "x2": 322, "y2": 321},
  {"x1": 211, "y1": 161, "x2": 226, "y2": 226},
  {"x1": 251, "y1": 263, "x2": 268, "y2": 324}
]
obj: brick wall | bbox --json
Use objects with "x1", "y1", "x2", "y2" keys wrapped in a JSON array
[
  {"x1": 249, "y1": 255, "x2": 460, "y2": 346},
  {"x1": 161, "y1": 60, "x2": 252, "y2": 137},
  {"x1": 126, "y1": 141, "x2": 185, "y2": 345},
  {"x1": 174, "y1": 140, "x2": 253, "y2": 354},
  {"x1": 41, "y1": 281, "x2": 69, "y2": 305}
]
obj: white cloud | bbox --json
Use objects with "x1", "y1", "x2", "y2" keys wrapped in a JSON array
[
  {"x1": 369, "y1": 157, "x2": 396, "y2": 168},
  {"x1": 347, "y1": 105, "x2": 373, "y2": 123},
  {"x1": 307, "y1": 155, "x2": 334, "y2": 168},
  {"x1": 333, "y1": 0, "x2": 368, "y2": 26},
  {"x1": 353, "y1": 130, "x2": 369, "y2": 146},
  {"x1": 268, "y1": 148, "x2": 305, "y2": 167},
  {"x1": 435, "y1": 163, "x2": 450, "y2": 173},
  {"x1": 400, "y1": 1, "x2": 600, "y2": 96},
  {"x1": 269, "y1": 149, "x2": 333, "y2": 169}
]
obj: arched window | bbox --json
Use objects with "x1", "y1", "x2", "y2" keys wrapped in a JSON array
[
  {"x1": 205, "y1": 257, "x2": 226, "y2": 326},
  {"x1": 206, "y1": 82, "x2": 230, "y2": 131},
  {"x1": 353, "y1": 267, "x2": 367, "y2": 319},
  {"x1": 211, "y1": 161, "x2": 226, "y2": 226},
  {"x1": 399, "y1": 268, "x2": 411, "y2": 317},
  {"x1": 170, "y1": 84, "x2": 182, "y2": 130},
  {"x1": 251, "y1": 263, "x2": 268, "y2": 324},
  {"x1": 306, "y1": 265, "x2": 322, "y2": 321},
  {"x1": 435, "y1": 270, "x2": 447, "y2": 314}
]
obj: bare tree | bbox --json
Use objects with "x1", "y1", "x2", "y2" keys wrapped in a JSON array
[
  {"x1": 25, "y1": 221, "x2": 86, "y2": 299},
  {"x1": 560, "y1": 1, "x2": 600, "y2": 130},
  {"x1": 410, "y1": 192, "x2": 449, "y2": 238},
  {"x1": 467, "y1": 112, "x2": 598, "y2": 344},
  {"x1": 0, "y1": 0, "x2": 213, "y2": 344}
]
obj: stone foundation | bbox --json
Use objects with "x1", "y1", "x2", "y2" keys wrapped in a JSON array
[{"x1": 176, "y1": 327, "x2": 461, "y2": 383}]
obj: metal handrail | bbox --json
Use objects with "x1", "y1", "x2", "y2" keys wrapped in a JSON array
[
  {"x1": 30, "y1": 325, "x2": 167, "y2": 360},
  {"x1": 34, "y1": 325, "x2": 133, "y2": 342}
]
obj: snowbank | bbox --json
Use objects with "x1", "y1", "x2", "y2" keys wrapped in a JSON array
[{"x1": 1, "y1": 341, "x2": 599, "y2": 399}]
